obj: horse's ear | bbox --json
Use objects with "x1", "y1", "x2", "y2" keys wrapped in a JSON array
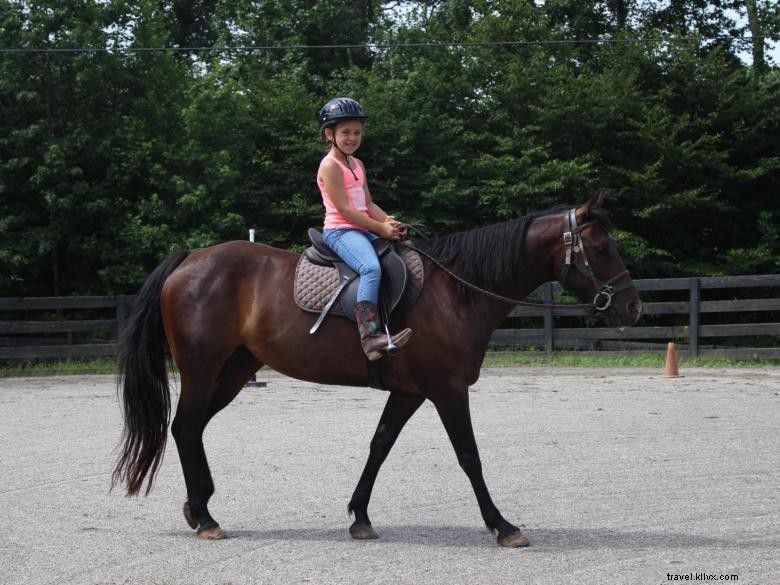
[{"x1": 575, "y1": 190, "x2": 606, "y2": 224}]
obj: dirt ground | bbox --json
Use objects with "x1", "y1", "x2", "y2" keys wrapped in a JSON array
[{"x1": 0, "y1": 367, "x2": 778, "y2": 585}]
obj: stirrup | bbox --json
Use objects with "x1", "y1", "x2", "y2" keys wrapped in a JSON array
[
  {"x1": 386, "y1": 328, "x2": 412, "y2": 356},
  {"x1": 362, "y1": 328, "x2": 412, "y2": 361}
]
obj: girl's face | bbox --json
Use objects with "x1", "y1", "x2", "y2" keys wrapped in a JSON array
[{"x1": 327, "y1": 119, "x2": 363, "y2": 155}]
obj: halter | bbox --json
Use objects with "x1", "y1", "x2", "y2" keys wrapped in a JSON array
[{"x1": 558, "y1": 208, "x2": 636, "y2": 311}]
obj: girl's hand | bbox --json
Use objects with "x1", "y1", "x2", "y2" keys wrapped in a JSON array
[
  {"x1": 378, "y1": 221, "x2": 401, "y2": 241},
  {"x1": 392, "y1": 221, "x2": 409, "y2": 240}
]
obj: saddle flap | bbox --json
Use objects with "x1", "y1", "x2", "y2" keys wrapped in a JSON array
[
  {"x1": 339, "y1": 247, "x2": 408, "y2": 317},
  {"x1": 294, "y1": 242, "x2": 424, "y2": 323}
]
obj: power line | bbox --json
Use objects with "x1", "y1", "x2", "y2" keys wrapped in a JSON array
[{"x1": 0, "y1": 35, "x2": 775, "y2": 54}]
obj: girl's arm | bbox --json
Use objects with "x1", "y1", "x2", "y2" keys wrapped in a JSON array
[
  {"x1": 319, "y1": 159, "x2": 399, "y2": 239},
  {"x1": 361, "y1": 162, "x2": 408, "y2": 239},
  {"x1": 363, "y1": 174, "x2": 389, "y2": 222}
]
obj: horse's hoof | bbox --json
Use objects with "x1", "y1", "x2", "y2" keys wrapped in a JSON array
[
  {"x1": 183, "y1": 502, "x2": 198, "y2": 529},
  {"x1": 197, "y1": 525, "x2": 226, "y2": 540},
  {"x1": 350, "y1": 522, "x2": 379, "y2": 540},
  {"x1": 497, "y1": 530, "x2": 529, "y2": 548}
]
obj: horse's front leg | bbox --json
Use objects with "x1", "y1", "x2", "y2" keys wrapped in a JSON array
[
  {"x1": 348, "y1": 391, "x2": 425, "y2": 539},
  {"x1": 433, "y1": 388, "x2": 529, "y2": 548}
]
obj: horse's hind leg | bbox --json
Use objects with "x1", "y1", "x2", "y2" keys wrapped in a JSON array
[
  {"x1": 172, "y1": 371, "x2": 223, "y2": 539},
  {"x1": 348, "y1": 391, "x2": 424, "y2": 539},
  {"x1": 174, "y1": 347, "x2": 262, "y2": 539},
  {"x1": 207, "y1": 346, "x2": 263, "y2": 418}
]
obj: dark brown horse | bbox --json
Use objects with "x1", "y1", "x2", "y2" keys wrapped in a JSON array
[{"x1": 113, "y1": 193, "x2": 642, "y2": 547}]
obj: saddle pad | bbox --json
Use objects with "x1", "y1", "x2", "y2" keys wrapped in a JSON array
[{"x1": 294, "y1": 244, "x2": 424, "y2": 318}]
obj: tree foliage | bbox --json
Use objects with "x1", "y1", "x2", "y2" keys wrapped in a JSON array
[{"x1": 0, "y1": 0, "x2": 778, "y2": 296}]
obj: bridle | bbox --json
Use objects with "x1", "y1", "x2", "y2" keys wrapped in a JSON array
[
  {"x1": 406, "y1": 207, "x2": 636, "y2": 311},
  {"x1": 558, "y1": 208, "x2": 636, "y2": 312}
]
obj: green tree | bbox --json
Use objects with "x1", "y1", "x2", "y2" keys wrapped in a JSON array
[
  {"x1": 1, "y1": 0, "x2": 778, "y2": 296},
  {"x1": 0, "y1": 0, "x2": 191, "y2": 294}
]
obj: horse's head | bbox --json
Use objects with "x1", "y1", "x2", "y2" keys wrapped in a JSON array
[{"x1": 552, "y1": 193, "x2": 642, "y2": 327}]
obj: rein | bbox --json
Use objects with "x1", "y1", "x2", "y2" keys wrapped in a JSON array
[
  {"x1": 405, "y1": 208, "x2": 636, "y2": 311},
  {"x1": 405, "y1": 243, "x2": 597, "y2": 309}
]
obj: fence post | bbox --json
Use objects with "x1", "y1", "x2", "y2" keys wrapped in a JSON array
[
  {"x1": 116, "y1": 295, "x2": 126, "y2": 338},
  {"x1": 245, "y1": 228, "x2": 266, "y2": 387},
  {"x1": 544, "y1": 282, "x2": 554, "y2": 357},
  {"x1": 689, "y1": 277, "x2": 700, "y2": 358}
]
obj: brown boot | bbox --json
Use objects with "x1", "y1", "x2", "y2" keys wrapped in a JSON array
[{"x1": 354, "y1": 301, "x2": 412, "y2": 361}]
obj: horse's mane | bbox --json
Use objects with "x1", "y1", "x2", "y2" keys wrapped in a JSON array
[{"x1": 412, "y1": 204, "x2": 612, "y2": 300}]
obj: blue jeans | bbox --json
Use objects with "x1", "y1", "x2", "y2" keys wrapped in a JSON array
[{"x1": 323, "y1": 228, "x2": 381, "y2": 304}]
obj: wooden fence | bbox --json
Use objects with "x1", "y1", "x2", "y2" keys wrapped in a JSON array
[
  {"x1": 1, "y1": 274, "x2": 778, "y2": 361},
  {"x1": 497, "y1": 274, "x2": 780, "y2": 359},
  {"x1": 0, "y1": 295, "x2": 131, "y2": 360}
]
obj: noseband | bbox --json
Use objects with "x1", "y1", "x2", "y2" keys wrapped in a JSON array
[{"x1": 559, "y1": 208, "x2": 636, "y2": 311}]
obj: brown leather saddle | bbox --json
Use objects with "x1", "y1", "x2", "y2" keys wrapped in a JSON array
[{"x1": 295, "y1": 228, "x2": 424, "y2": 333}]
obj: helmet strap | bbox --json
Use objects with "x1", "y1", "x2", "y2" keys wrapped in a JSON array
[{"x1": 326, "y1": 135, "x2": 359, "y2": 182}]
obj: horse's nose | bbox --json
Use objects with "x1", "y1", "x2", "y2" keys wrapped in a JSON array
[{"x1": 627, "y1": 299, "x2": 643, "y2": 324}]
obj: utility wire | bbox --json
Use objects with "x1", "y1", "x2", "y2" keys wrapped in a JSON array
[{"x1": 0, "y1": 35, "x2": 775, "y2": 54}]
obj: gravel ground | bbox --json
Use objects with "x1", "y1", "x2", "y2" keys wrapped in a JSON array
[{"x1": 0, "y1": 367, "x2": 778, "y2": 585}]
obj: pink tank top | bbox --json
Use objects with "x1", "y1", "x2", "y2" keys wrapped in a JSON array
[{"x1": 318, "y1": 155, "x2": 369, "y2": 230}]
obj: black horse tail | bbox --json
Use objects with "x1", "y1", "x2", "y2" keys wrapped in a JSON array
[{"x1": 112, "y1": 250, "x2": 190, "y2": 496}]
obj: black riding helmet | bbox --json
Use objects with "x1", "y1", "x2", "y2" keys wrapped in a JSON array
[
  {"x1": 318, "y1": 97, "x2": 368, "y2": 135},
  {"x1": 318, "y1": 97, "x2": 368, "y2": 180}
]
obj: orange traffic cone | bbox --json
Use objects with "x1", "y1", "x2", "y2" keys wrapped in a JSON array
[{"x1": 664, "y1": 342, "x2": 681, "y2": 377}]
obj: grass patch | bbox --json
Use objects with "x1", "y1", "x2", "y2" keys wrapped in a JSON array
[
  {"x1": 1, "y1": 353, "x2": 777, "y2": 378},
  {"x1": 0, "y1": 357, "x2": 117, "y2": 377},
  {"x1": 482, "y1": 351, "x2": 780, "y2": 368}
]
